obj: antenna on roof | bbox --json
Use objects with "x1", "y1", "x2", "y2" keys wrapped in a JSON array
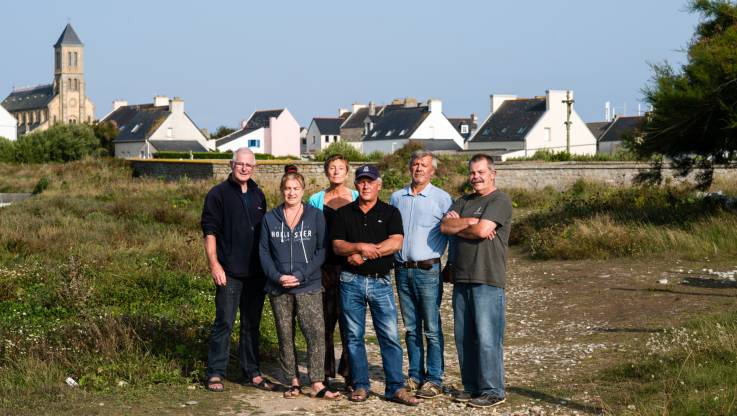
[{"x1": 605, "y1": 102, "x2": 611, "y2": 122}]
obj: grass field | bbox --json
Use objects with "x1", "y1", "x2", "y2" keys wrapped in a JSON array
[{"x1": 1, "y1": 158, "x2": 736, "y2": 413}]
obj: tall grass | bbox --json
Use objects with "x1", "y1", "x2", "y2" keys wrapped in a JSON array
[{"x1": 511, "y1": 180, "x2": 737, "y2": 260}]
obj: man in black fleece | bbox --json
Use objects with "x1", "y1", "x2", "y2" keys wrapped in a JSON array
[{"x1": 200, "y1": 147, "x2": 275, "y2": 392}]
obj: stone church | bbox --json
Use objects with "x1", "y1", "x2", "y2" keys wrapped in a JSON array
[{"x1": 1, "y1": 24, "x2": 96, "y2": 137}]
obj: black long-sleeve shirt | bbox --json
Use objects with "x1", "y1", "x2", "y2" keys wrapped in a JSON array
[{"x1": 201, "y1": 175, "x2": 266, "y2": 278}]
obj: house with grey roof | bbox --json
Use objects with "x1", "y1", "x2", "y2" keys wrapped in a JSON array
[
  {"x1": 467, "y1": 90, "x2": 596, "y2": 160},
  {"x1": 448, "y1": 114, "x2": 478, "y2": 142},
  {"x1": 587, "y1": 115, "x2": 645, "y2": 155},
  {"x1": 1, "y1": 24, "x2": 96, "y2": 137},
  {"x1": 215, "y1": 108, "x2": 300, "y2": 157},
  {"x1": 102, "y1": 96, "x2": 212, "y2": 158},
  {"x1": 359, "y1": 99, "x2": 464, "y2": 154},
  {"x1": 305, "y1": 117, "x2": 343, "y2": 154}
]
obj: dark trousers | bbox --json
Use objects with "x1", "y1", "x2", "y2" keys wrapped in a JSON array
[
  {"x1": 206, "y1": 274, "x2": 266, "y2": 380},
  {"x1": 322, "y1": 264, "x2": 351, "y2": 382}
]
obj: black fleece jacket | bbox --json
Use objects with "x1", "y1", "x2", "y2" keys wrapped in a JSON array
[{"x1": 201, "y1": 175, "x2": 266, "y2": 278}]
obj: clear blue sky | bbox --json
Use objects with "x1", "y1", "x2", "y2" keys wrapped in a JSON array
[{"x1": 1, "y1": 1, "x2": 699, "y2": 130}]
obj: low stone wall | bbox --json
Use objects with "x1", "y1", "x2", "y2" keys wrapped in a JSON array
[{"x1": 127, "y1": 159, "x2": 737, "y2": 190}]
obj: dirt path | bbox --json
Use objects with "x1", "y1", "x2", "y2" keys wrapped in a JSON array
[{"x1": 118, "y1": 252, "x2": 737, "y2": 416}]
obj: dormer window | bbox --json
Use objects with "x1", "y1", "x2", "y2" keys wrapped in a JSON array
[
  {"x1": 131, "y1": 124, "x2": 140, "y2": 133},
  {"x1": 461, "y1": 124, "x2": 469, "y2": 134},
  {"x1": 385, "y1": 130, "x2": 393, "y2": 137},
  {"x1": 371, "y1": 131, "x2": 379, "y2": 137},
  {"x1": 399, "y1": 129, "x2": 407, "y2": 136}
]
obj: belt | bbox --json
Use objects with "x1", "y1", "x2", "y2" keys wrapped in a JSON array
[
  {"x1": 395, "y1": 258, "x2": 441, "y2": 270},
  {"x1": 355, "y1": 272, "x2": 390, "y2": 278}
]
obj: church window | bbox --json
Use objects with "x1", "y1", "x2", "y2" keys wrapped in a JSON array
[
  {"x1": 74, "y1": 79, "x2": 79, "y2": 91},
  {"x1": 73, "y1": 52, "x2": 78, "y2": 67},
  {"x1": 68, "y1": 52, "x2": 72, "y2": 67}
]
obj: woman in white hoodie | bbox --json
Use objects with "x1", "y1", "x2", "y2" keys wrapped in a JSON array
[{"x1": 259, "y1": 166, "x2": 341, "y2": 400}]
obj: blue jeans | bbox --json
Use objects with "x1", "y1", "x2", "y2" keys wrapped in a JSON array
[
  {"x1": 395, "y1": 264, "x2": 444, "y2": 385},
  {"x1": 339, "y1": 271, "x2": 405, "y2": 398},
  {"x1": 453, "y1": 283, "x2": 505, "y2": 397},
  {"x1": 206, "y1": 275, "x2": 266, "y2": 381}
]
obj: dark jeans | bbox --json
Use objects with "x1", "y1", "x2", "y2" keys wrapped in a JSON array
[
  {"x1": 453, "y1": 283, "x2": 506, "y2": 397},
  {"x1": 321, "y1": 264, "x2": 351, "y2": 381},
  {"x1": 340, "y1": 271, "x2": 405, "y2": 398},
  {"x1": 206, "y1": 275, "x2": 266, "y2": 381},
  {"x1": 395, "y1": 263, "x2": 444, "y2": 386}
]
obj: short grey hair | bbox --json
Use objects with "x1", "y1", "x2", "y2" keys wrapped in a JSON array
[
  {"x1": 408, "y1": 150, "x2": 438, "y2": 169},
  {"x1": 468, "y1": 153, "x2": 495, "y2": 170},
  {"x1": 232, "y1": 147, "x2": 255, "y2": 161}
]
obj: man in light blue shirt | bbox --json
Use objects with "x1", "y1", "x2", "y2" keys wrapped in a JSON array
[{"x1": 390, "y1": 150, "x2": 453, "y2": 399}]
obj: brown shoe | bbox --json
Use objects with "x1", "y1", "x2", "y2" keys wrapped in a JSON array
[
  {"x1": 349, "y1": 387, "x2": 370, "y2": 402},
  {"x1": 416, "y1": 382, "x2": 443, "y2": 399},
  {"x1": 389, "y1": 387, "x2": 419, "y2": 406}
]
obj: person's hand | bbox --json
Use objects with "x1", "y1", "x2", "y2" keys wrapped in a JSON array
[
  {"x1": 347, "y1": 253, "x2": 365, "y2": 266},
  {"x1": 445, "y1": 210, "x2": 460, "y2": 219},
  {"x1": 210, "y1": 262, "x2": 227, "y2": 287},
  {"x1": 358, "y1": 243, "x2": 382, "y2": 260},
  {"x1": 467, "y1": 217, "x2": 480, "y2": 225},
  {"x1": 279, "y1": 275, "x2": 300, "y2": 288},
  {"x1": 487, "y1": 229, "x2": 497, "y2": 240}
]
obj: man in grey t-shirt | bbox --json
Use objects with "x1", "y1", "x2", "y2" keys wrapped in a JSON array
[{"x1": 440, "y1": 154, "x2": 512, "y2": 409}]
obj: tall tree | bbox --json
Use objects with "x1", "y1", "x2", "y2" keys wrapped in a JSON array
[{"x1": 633, "y1": 0, "x2": 737, "y2": 187}]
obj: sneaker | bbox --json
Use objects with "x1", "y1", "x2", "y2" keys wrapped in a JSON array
[
  {"x1": 468, "y1": 393, "x2": 506, "y2": 408},
  {"x1": 416, "y1": 382, "x2": 443, "y2": 399},
  {"x1": 405, "y1": 377, "x2": 420, "y2": 392},
  {"x1": 451, "y1": 390, "x2": 473, "y2": 403}
]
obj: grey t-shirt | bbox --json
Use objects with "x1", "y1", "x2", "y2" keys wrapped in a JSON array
[{"x1": 450, "y1": 190, "x2": 513, "y2": 288}]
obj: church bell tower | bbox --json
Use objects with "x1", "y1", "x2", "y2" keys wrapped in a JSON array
[{"x1": 53, "y1": 23, "x2": 86, "y2": 124}]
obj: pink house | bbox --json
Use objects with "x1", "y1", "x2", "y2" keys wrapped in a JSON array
[{"x1": 216, "y1": 108, "x2": 300, "y2": 157}]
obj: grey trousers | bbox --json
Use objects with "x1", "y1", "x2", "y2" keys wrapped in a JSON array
[{"x1": 270, "y1": 291, "x2": 326, "y2": 383}]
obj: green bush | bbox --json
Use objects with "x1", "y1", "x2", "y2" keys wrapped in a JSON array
[
  {"x1": 9, "y1": 124, "x2": 99, "y2": 163},
  {"x1": 314, "y1": 141, "x2": 383, "y2": 162},
  {"x1": 507, "y1": 149, "x2": 640, "y2": 162},
  {"x1": 0, "y1": 137, "x2": 14, "y2": 162},
  {"x1": 152, "y1": 151, "x2": 292, "y2": 160}
]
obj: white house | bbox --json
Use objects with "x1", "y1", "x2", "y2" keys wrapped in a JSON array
[
  {"x1": 360, "y1": 99, "x2": 464, "y2": 154},
  {"x1": 216, "y1": 108, "x2": 300, "y2": 157},
  {"x1": 104, "y1": 96, "x2": 213, "y2": 158},
  {"x1": 467, "y1": 90, "x2": 596, "y2": 160},
  {"x1": 305, "y1": 117, "x2": 343, "y2": 154},
  {"x1": 0, "y1": 105, "x2": 17, "y2": 141}
]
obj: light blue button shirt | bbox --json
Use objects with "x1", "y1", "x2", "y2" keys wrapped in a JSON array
[{"x1": 390, "y1": 183, "x2": 453, "y2": 262}]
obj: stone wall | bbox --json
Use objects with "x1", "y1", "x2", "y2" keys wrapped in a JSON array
[{"x1": 127, "y1": 159, "x2": 737, "y2": 190}]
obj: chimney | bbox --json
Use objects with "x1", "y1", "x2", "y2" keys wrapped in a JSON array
[
  {"x1": 338, "y1": 108, "x2": 350, "y2": 117},
  {"x1": 404, "y1": 97, "x2": 417, "y2": 107},
  {"x1": 490, "y1": 94, "x2": 517, "y2": 114},
  {"x1": 471, "y1": 113, "x2": 478, "y2": 125},
  {"x1": 352, "y1": 103, "x2": 366, "y2": 113},
  {"x1": 427, "y1": 98, "x2": 442, "y2": 113},
  {"x1": 169, "y1": 97, "x2": 184, "y2": 114},
  {"x1": 241, "y1": 119, "x2": 249, "y2": 129},
  {"x1": 154, "y1": 95, "x2": 169, "y2": 107},
  {"x1": 368, "y1": 101, "x2": 376, "y2": 116},
  {"x1": 545, "y1": 90, "x2": 570, "y2": 111},
  {"x1": 112, "y1": 100, "x2": 128, "y2": 111}
]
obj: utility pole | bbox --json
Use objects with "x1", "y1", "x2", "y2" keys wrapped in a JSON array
[{"x1": 562, "y1": 90, "x2": 574, "y2": 153}]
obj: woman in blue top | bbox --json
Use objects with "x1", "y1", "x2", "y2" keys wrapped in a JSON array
[{"x1": 307, "y1": 154, "x2": 358, "y2": 390}]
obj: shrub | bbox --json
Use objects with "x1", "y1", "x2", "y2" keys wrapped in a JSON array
[
  {"x1": 11, "y1": 124, "x2": 99, "y2": 163},
  {"x1": 314, "y1": 141, "x2": 382, "y2": 162},
  {"x1": 0, "y1": 138, "x2": 14, "y2": 162}
]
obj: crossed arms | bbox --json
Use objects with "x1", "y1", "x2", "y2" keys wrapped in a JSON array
[
  {"x1": 333, "y1": 235, "x2": 403, "y2": 266},
  {"x1": 440, "y1": 210, "x2": 497, "y2": 240}
]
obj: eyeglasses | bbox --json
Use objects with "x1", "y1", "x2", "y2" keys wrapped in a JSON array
[{"x1": 232, "y1": 162, "x2": 255, "y2": 170}]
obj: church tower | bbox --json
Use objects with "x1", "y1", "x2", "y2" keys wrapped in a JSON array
[{"x1": 53, "y1": 23, "x2": 90, "y2": 124}]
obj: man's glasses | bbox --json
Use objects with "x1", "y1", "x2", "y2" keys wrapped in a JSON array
[{"x1": 232, "y1": 162, "x2": 255, "y2": 170}]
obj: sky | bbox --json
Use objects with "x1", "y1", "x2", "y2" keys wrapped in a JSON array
[{"x1": 1, "y1": 1, "x2": 700, "y2": 131}]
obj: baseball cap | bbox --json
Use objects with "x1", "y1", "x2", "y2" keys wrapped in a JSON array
[{"x1": 354, "y1": 164, "x2": 380, "y2": 181}]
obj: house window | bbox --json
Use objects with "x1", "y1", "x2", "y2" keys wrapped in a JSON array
[
  {"x1": 385, "y1": 130, "x2": 393, "y2": 136},
  {"x1": 333, "y1": 136, "x2": 338, "y2": 142},
  {"x1": 324, "y1": 135, "x2": 329, "y2": 143},
  {"x1": 166, "y1": 127, "x2": 173, "y2": 138},
  {"x1": 248, "y1": 139, "x2": 260, "y2": 148},
  {"x1": 131, "y1": 124, "x2": 140, "y2": 133},
  {"x1": 544, "y1": 127, "x2": 551, "y2": 142},
  {"x1": 517, "y1": 127, "x2": 527, "y2": 134},
  {"x1": 461, "y1": 124, "x2": 469, "y2": 134},
  {"x1": 399, "y1": 129, "x2": 406, "y2": 136},
  {"x1": 312, "y1": 136, "x2": 316, "y2": 144},
  {"x1": 371, "y1": 131, "x2": 379, "y2": 137},
  {"x1": 302, "y1": 139, "x2": 306, "y2": 145}
]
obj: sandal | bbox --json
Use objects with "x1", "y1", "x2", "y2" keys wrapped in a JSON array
[
  {"x1": 349, "y1": 387, "x2": 369, "y2": 402},
  {"x1": 310, "y1": 386, "x2": 341, "y2": 401},
  {"x1": 245, "y1": 377, "x2": 277, "y2": 392},
  {"x1": 284, "y1": 385, "x2": 301, "y2": 399},
  {"x1": 389, "y1": 387, "x2": 419, "y2": 406},
  {"x1": 207, "y1": 376, "x2": 225, "y2": 392}
]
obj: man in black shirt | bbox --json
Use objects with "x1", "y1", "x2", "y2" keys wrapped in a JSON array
[
  {"x1": 332, "y1": 165, "x2": 418, "y2": 406},
  {"x1": 200, "y1": 147, "x2": 276, "y2": 393}
]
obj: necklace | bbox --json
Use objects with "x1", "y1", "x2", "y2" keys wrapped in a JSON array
[{"x1": 284, "y1": 204, "x2": 303, "y2": 229}]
